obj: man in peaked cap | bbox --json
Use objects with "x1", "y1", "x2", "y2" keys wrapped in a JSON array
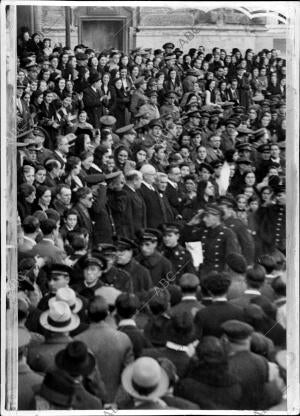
[
  {"x1": 160, "y1": 223, "x2": 196, "y2": 283},
  {"x1": 115, "y1": 124, "x2": 136, "y2": 151},
  {"x1": 182, "y1": 203, "x2": 241, "y2": 279},
  {"x1": 160, "y1": 90, "x2": 180, "y2": 119},
  {"x1": 135, "y1": 228, "x2": 173, "y2": 287},
  {"x1": 218, "y1": 196, "x2": 255, "y2": 265},
  {"x1": 139, "y1": 90, "x2": 160, "y2": 122},
  {"x1": 220, "y1": 118, "x2": 239, "y2": 153},
  {"x1": 115, "y1": 237, "x2": 153, "y2": 301},
  {"x1": 221, "y1": 319, "x2": 283, "y2": 410}
]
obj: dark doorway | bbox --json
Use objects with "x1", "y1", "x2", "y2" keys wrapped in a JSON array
[{"x1": 81, "y1": 19, "x2": 124, "y2": 52}]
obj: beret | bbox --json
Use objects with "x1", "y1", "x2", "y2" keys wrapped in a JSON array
[{"x1": 221, "y1": 320, "x2": 254, "y2": 341}]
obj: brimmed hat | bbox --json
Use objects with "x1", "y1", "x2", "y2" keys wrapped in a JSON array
[
  {"x1": 49, "y1": 287, "x2": 82, "y2": 314},
  {"x1": 55, "y1": 341, "x2": 95, "y2": 377},
  {"x1": 122, "y1": 357, "x2": 169, "y2": 401},
  {"x1": 221, "y1": 320, "x2": 254, "y2": 342},
  {"x1": 115, "y1": 124, "x2": 136, "y2": 135},
  {"x1": 203, "y1": 203, "x2": 223, "y2": 217},
  {"x1": 137, "y1": 228, "x2": 162, "y2": 243},
  {"x1": 100, "y1": 115, "x2": 116, "y2": 126},
  {"x1": 163, "y1": 42, "x2": 175, "y2": 50},
  {"x1": 79, "y1": 251, "x2": 108, "y2": 270},
  {"x1": 45, "y1": 263, "x2": 72, "y2": 279},
  {"x1": 166, "y1": 310, "x2": 196, "y2": 345},
  {"x1": 40, "y1": 300, "x2": 80, "y2": 333},
  {"x1": 94, "y1": 286, "x2": 122, "y2": 307},
  {"x1": 115, "y1": 237, "x2": 138, "y2": 251}
]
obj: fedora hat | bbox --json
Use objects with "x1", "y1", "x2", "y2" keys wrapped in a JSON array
[
  {"x1": 55, "y1": 341, "x2": 95, "y2": 377},
  {"x1": 122, "y1": 357, "x2": 169, "y2": 401},
  {"x1": 48, "y1": 287, "x2": 82, "y2": 314},
  {"x1": 40, "y1": 300, "x2": 80, "y2": 333}
]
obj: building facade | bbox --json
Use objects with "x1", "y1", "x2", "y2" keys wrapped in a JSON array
[{"x1": 17, "y1": 5, "x2": 287, "y2": 55}]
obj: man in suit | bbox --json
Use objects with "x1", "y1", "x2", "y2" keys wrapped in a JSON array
[
  {"x1": 18, "y1": 327, "x2": 43, "y2": 410},
  {"x1": 165, "y1": 164, "x2": 185, "y2": 215},
  {"x1": 230, "y1": 264, "x2": 277, "y2": 314},
  {"x1": 138, "y1": 164, "x2": 169, "y2": 228},
  {"x1": 123, "y1": 170, "x2": 146, "y2": 239},
  {"x1": 75, "y1": 296, "x2": 134, "y2": 403},
  {"x1": 18, "y1": 215, "x2": 40, "y2": 256},
  {"x1": 83, "y1": 73, "x2": 103, "y2": 128},
  {"x1": 30, "y1": 218, "x2": 66, "y2": 264},
  {"x1": 205, "y1": 135, "x2": 224, "y2": 164},
  {"x1": 52, "y1": 135, "x2": 70, "y2": 171},
  {"x1": 116, "y1": 292, "x2": 151, "y2": 358},
  {"x1": 171, "y1": 273, "x2": 204, "y2": 318},
  {"x1": 142, "y1": 310, "x2": 196, "y2": 378},
  {"x1": 27, "y1": 300, "x2": 79, "y2": 373},
  {"x1": 194, "y1": 271, "x2": 245, "y2": 338}
]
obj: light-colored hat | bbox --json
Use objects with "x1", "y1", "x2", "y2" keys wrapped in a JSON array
[
  {"x1": 94, "y1": 286, "x2": 121, "y2": 307},
  {"x1": 48, "y1": 287, "x2": 82, "y2": 314},
  {"x1": 121, "y1": 357, "x2": 169, "y2": 401},
  {"x1": 40, "y1": 300, "x2": 80, "y2": 333}
]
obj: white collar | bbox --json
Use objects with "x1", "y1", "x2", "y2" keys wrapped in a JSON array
[
  {"x1": 118, "y1": 319, "x2": 136, "y2": 327},
  {"x1": 142, "y1": 181, "x2": 155, "y2": 191},
  {"x1": 244, "y1": 289, "x2": 261, "y2": 295},
  {"x1": 42, "y1": 238, "x2": 54, "y2": 245},
  {"x1": 23, "y1": 235, "x2": 36, "y2": 245},
  {"x1": 127, "y1": 184, "x2": 136, "y2": 193},
  {"x1": 167, "y1": 179, "x2": 177, "y2": 188},
  {"x1": 212, "y1": 296, "x2": 227, "y2": 302},
  {"x1": 182, "y1": 295, "x2": 197, "y2": 301},
  {"x1": 166, "y1": 341, "x2": 189, "y2": 353}
]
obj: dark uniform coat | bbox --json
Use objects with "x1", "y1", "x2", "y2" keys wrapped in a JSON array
[
  {"x1": 161, "y1": 244, "x2": 196, "y2": 284},
  {"x1": 254, "y1": 203, "x2": 286, "y2": 256},
  {"x1": 135, "y1": 250, "x2": 172, "y2": 287},
  {"x1": 182, "y1": 223, "x2": 241, "y2": 279},
  {"x1": 116, "y1": 258, "x2": 153, "y2": 301},
  {"x1": 224, "y1": 217, "x2": 255, "y2": 265},
  {"x1": 138, "y1": 183, "x2": 168, "y2": 229}
]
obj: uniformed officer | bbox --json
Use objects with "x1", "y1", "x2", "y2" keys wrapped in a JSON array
[
  {"x1": 218, "y1": 196, "x2": 255, "y2": 265},
  {"x1": 160, "y1": 223, "x2": 196, "y2": 283},
  {"x1": 255, "y1": 185, "x2": 286, "y2": 256},
  {"x1": 182, "y1": 204, "x2": 241, "y2": 280}
]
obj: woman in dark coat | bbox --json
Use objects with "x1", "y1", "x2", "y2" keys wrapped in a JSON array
[
  {"x1": 17, "y1": 184, "x2": 36, "y2": 222},
  {"x1": 112, "y1": 78, "x2": 131, "y2": 129},
  {"x1": 175, "y1": 336, "x2": 243, "y2": 410},
  {"x1": 100, "y1": 72, "x2": 116, "y2": 115}
]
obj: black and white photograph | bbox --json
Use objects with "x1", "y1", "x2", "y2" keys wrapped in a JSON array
[{"x1": 1, "y1": 1, "x2": 299, "y2": 414}]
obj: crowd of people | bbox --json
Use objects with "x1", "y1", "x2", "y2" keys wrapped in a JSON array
[{"x1": 15, "y1": 26, "x2": 287, "y2": 410}]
